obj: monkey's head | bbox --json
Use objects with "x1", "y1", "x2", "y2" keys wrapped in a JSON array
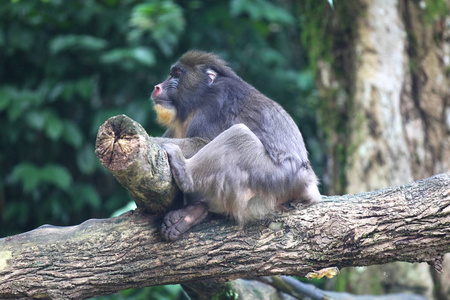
[{"x1": 151, "y1": 51, "x2": 237, "y2": 128}]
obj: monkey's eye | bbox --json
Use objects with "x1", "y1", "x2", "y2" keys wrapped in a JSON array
[
  {"x1": 171, "y1": 68, "x2": 183, "y2": 78},
  {"x1": 206, "y1": 69, "x2": 217, "y2": 84}
]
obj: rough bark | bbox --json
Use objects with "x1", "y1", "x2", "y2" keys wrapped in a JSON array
[
  {"x1": 0, "y1": 174, "x2": 449, "y2": 299},
  {"x1": 312, "y1": 0, "x2": 450, "y2": 298},
  {"x1": 349, "y1": 1, "x2": 450, "y2": 298},
  {"x1": 345, "y1": 0, "x2": 450, "y2": 194},
  {"x1": 95, "y1": 114, "x2": 178, "y2": 214}
]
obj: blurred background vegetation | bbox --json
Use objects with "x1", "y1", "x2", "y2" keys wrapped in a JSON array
[
  {"x1": 2, "y1": 0, "x2": 449, "y2": 299},
  {"x1": 0, "y1": 1, "x2": 324, "y2": 298},
  {"x1": 0, "y1": 0, "x2": 323, "y2": 237}
]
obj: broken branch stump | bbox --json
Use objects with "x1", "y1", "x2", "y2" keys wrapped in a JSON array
[{"x1": 95, "y1": 114, "x2": 178, "y2": 214}]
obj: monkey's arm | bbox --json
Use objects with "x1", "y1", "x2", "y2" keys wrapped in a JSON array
[
  {"x1": 159, "y1": 142, "x2": 209, "y2": 241},
  {"x1": 244, "y1": 104, "x2": 309, "y2": 165},
  {"x1": 152, "y1": 136, "x2": 209, "y2": 159}
]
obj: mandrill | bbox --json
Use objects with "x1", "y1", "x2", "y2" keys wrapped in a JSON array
[{"x1": 151, "y1": 50, "x2": 321, "y2": 241}]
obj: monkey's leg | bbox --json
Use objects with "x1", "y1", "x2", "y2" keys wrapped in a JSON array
[
  {"x1": 298, "y1": 174, "x2": 322, "y2": 205},
  {"x1": 161, "y1": 201, "x2": 208, "y2": 241},
  {"x1": 185, "y1": 124, "x2": 321, "y2": 217},
  {"x1": 159, "y1": 142, "x2": 208, "y2": 241}
]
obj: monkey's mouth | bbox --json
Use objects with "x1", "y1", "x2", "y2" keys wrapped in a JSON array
[
  {"x1": 152, "y1": 97, "x2": 171, "y2": 105},
  {"x1": 152, "y1": 98, "x2": 175, "y2": 111}
]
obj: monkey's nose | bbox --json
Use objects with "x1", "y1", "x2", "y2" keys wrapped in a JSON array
[{"x1": 152, "y1": 84, "x2": 162, "y2": 98}]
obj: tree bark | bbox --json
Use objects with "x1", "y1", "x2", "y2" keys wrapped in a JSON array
[
  {"x1": 310, "y1": 0, "x2": 450, "y2": 297},
  {"x1": 0, "y1": 174, "x2": 449, "y2": 299},
  {"x1": 95, "y1": 114, "x2": 178, "y2": 214},
  {"x1": 344, "y1": 0, "x2": 450, "y2": 194}
]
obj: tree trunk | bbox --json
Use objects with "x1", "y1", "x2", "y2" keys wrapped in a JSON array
[
  {"x1": 0, "y1": 174, "x2": 449, "y2": 299},
  {"x1": 311, "y1": 0, "x2": 450, "y2": 298},
  {"x1": 346, "y1": 0, "x2": 450, "y2": 194}
]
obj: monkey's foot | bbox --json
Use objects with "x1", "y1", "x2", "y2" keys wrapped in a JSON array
[
  {"x1": 161, "y1": 202, "x2": 208, "y2": 241},
  {"x1": 161, "y1": 143, "x2": 195, "y2": 193},
  {"x1": 300, "y1": 182, "x2": 322, "y2": 206}
]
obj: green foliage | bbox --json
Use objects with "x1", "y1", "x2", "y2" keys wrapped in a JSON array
[
  {"x1": 211, "y1": 283, "x2": 239, "y2": 300},
  {"x1": 230, "y1": 0, "x2": 295, "y2": 23},
  {"x1": 0, "y1": 1, "x2": 323, "y2": 297},
  {"x1": 50, "y1": 35, "x2": 108, "y2": 54},
  {"x1": 0, "y1": 0, "x2": 167, "y2": 236},
  {"x1": 130, "y1": 1, "x2": 185, "y2": 56},
  {"x1": 100, "y1": 46, "x2": 156, "y2": 70},
  {"x1": 1, "y1": 0, "x2": 320, "y2": 239},
  {"x1": 423, "y1": 0, "x2": 449, "y2": 22},
  {"x1": 11, "y1": 163, "x2": 72, "y2": 192}
]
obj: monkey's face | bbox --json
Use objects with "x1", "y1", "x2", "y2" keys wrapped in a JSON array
[
  {"x1": 151, "y1": 66, "x2": 183, "y2": 127},
  {"x1": 151, "y1": 61, "x2": 217, "y2": 128}
]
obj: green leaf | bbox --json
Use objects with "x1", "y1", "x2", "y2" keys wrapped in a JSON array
[
  {"x1": 25, "y1": 110, "x2": 46, "y2": 131},
  {"x1": 71, "y1": 184, "x2": 101, "y2": 210},
  {"x1": 73, "y1": 78, "x2": 95, "y2": 98},
  {"x1": 163, "y1": 285, "x2": 183, "y2": 297},
  {"x1": 132, "y1": 47, "x2": 155, "y2": 66},
  {"x1": 50, "y1": 35, "x2": 108, "y2": 54},
  {"x1": 10, "y1": 163, "x2": 40, "y2": 192},
  {"x1": 48, "y1": 83, "x2": 64, "y2": 101},
  {"x1": 76, "y1": 144, "x2": 97, "y2": 175},
  {"x1": 63, "y1": 121, "x2": 83, "y2": 149},
  {"x1": 296, "y1": 70, "x2": 314, "y2": 91},
  {"x1": 100, "y1": 47, "x2": 155, "y2": 67},
  {"x1": 44, "y1": 112, "x2": 64, "y2": 140},
  {"x1": 260, "y1": 48, "x2": 286, "y2": 66},
  {"x1": 51, "y1": 79, "x2": 95, "y2": 102},
  {"x1": 230, "y1": 0, "x2": 294, "y2": 24},
  {"x1": 11, "y1": 163, "x2": 72, "y2": 193},
  {"x1": 41, "y1": 164, "x2": 72, "y2": 191},
  {"x1": 130, "y1": 2, "x2": 185, "y2": 56},
  {"x1": 0, "y1": 88, "x2": 11, "y2": 111},
  {"x1": 100, "y1": 48, "x2": 132, "y2": 64}
]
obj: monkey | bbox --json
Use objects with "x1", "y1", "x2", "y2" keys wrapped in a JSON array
[{"x1": 151, "y1": 50, "x2": 321, "y2": 241}]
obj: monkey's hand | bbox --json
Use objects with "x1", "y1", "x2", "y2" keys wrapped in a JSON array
[
  {"x1": 161, "y1": 202, "x2": 209, "y2": 241},
  {"x1": 161, "y1": 143, "x2": 195, "y2": 193}
]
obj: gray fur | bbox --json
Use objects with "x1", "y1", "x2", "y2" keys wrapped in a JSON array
[
  {"x1": 152, "y1": 51, "x2": 321, "y2": 241},
  {"x1": 162, "y1": 124, "x2": 320, "y2": 226}
]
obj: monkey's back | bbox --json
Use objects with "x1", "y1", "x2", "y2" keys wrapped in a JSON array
[{"x1": 238, "y1": 89, "x2": 309, "y2": 165}]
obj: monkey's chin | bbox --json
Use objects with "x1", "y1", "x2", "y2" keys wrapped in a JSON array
[{"x1": 154, "y1": 104, "x2": 176, "y2": 127}]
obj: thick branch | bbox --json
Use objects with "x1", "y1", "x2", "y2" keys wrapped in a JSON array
[
  {"x1": 1, "y1": 174, "x2": 449, "y2": 299},
  {"x1": 95, "y1": 114, "x2": 178, "y2": 213}
]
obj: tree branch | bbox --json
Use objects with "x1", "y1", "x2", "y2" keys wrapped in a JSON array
[
  {"x1": 1, "y1": 115, "x2": 449, "y2": 299},
  {"x1": 0, "y1": 174, "x2": 449, "y2": 299},
  {"x1": 95, "y1": 114, "x2": 178, "y2": 214}
]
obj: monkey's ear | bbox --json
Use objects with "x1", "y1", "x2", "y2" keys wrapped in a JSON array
[{"x1": 206, "y1": 69, "x2": 217, "y2": 85}]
